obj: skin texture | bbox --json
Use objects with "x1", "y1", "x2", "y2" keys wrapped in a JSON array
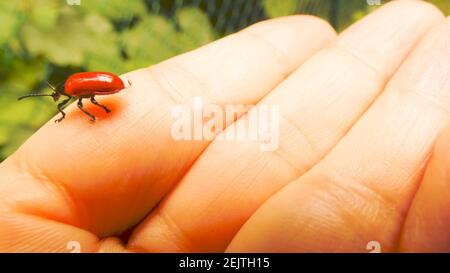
[
  {"x1": 0, "y1": 0, "x2": 449, "y2": 253},
  {"x1": 227, "y1": 14, "x2": 450, "y2": 252},
  {"x1": 0, "y1": 14, "x2": 335, "y2": 252},
  {"x1": 129, "y1": 0, "x2": 446, "y2": 252}
]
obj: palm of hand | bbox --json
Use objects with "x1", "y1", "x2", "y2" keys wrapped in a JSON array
[{"x1": 0, "y1": 1, "x2": 449, "y2": 252}]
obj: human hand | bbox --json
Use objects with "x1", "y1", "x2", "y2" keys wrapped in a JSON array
[{"x1": 0, "y1": 0, "x2": 448, "y2": 253}]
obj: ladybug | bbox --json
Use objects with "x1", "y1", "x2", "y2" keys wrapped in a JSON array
[{"x1": 18, "y1": 72, "x2": 131, "y2": 122}]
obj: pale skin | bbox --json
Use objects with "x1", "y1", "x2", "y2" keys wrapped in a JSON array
[{"x1": 0, "y1": 0, "x2": 449, "y2": 253}]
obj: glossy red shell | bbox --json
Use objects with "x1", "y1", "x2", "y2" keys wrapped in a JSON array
[{"x1": 64, "y1": 72, "x2": 125, "y2": 97}]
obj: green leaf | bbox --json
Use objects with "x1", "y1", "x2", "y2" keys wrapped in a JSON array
[
  {"x1": 82, "y1": 14, "x2": 124, "y2": 73},
  {"x1": 122, "y1": 14, "x2": 179, "y2": 66},
  {"x1": 123, "y1": 8, "x2": 215, "y2": 69},
  {"x1": 0, "y1": 3, "x2": 22, "y2": 45},
  {"x1": 80, "y1": 0, "x2": 147, "y2": 21},
  {"x1": 0, "y1": 125, "x2": 35, "y2": 159},
  {"x1": 427, "y1": 0, "x2": 450, "y2": 14},
  {"x1": 0, "y1": 91, "x2": 54, "y2": 126},
  {"x1": 334, "y1": 0, "x2": 373, "y2": 31},
  {"x1": 22, "y1": 9, "x2": 123, "y2": 67},
  {"x1": 176, "y1": 8, "x2": 215, "y2": 51},
  {"x1": 0, "y1": 59, "x2": 48, "y2": 98},
  {"x1": 352, "y1": 6, "x2": 379, "y2": 22},
  {"x1": 0, "y1": 125, "x2": 8, "y2": 146},
  {"x1": 0, "y1": 47, "x2": 14, "y2": 75},
  {"x1": 30, "y1": 0, "x2": 60, "y2": 30},
  {"x1": 22, "y1": 14, "x2": 86, "y2": 66},
  {"x1": 0, "y1": 93, "x2": 54, "y2": 159},
  {"x1": 263, "y1": 0, "x2": 298, "y2": 17},
  {"x1": 85, "y1": 52, "x2": 125, "y2": 74},
  {"x1": 9, "y1": 59, "x2": 48, "y2": 92}
]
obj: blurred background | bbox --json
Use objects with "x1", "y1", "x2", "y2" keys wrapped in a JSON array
[{"x1": 0, "y1": 0, "x2": 448, "y2": 161}]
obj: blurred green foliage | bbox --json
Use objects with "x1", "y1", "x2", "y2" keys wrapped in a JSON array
[
  {"x1": 0, "y1": 0, "x2": 448, "y2": 161},
  {"x1": 0, "y1": 0, "x2": 216, "y2": 160}
]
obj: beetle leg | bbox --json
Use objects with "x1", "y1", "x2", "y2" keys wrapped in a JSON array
[
  {"x1": 77, "y1": 98, "x2": 96, "y2": 122},
  {"x1": 54, "y1": 96, "x2": 72, "y2": 123},
  {"x1": 90, "y1": 96, "x2": 111, "y2": 113}
]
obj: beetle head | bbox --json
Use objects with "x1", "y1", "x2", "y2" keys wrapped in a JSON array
[
  {"x1": 50, "y1": 91, "x2": 61, "y2": 102},
  {"x1": 17, "y1": 81, "x2": 64, "y2": 102}
]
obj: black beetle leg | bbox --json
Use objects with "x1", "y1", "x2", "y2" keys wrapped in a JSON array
[
  {"x1": 90, "y1": 96, "x2": 111, "y2": 113},
  {"x1": 78, "y1": 98, "x2": 96, "y2": 122},
  {"x1": 54, "y1": 96, "x2": 72, "y2": 123}
]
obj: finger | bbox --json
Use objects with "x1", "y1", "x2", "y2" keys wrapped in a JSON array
[
  {"x1": 399, "y1": 124, "x2": 450, "y2": 252},
  {"x1": 227, "y1": 16, "x2": 450, "y2": 252},
  {"x1": 128, "y1": 0, "x2": 444, "y2": 252},
  {"x1": 0, "y1": 162, "x2": 98, "y2": 252},
  {"x1": 0, "y1": 212, "x2": 98, "y2": 253},
  {"x1": 0, "y1": 15, "x2": 335, "y2": 247}
]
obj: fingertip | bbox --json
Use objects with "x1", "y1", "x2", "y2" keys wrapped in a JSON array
[
  {"x1": 379, "y1": 0, "x2": 444, "y2": 20},
  {"x1": 336, "y1": 0, "x2": 445, "y2": 77}
]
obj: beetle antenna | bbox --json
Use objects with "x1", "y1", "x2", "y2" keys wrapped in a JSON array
[
  {"x1": 46, "y1": 81, "x2": 57, "y2": 91},
  {"x1": 18, "y1": 91, "x2": 61, "y2": 102},
  {"x1": 18, "y1": 80, "x2": 64, "y2": 101},
  {"x1": 49, "y1": 81, "x2": 65, "y2": 93},
  {"x1": 18, "y1": 93, "x2": 54, "y2": 100}
]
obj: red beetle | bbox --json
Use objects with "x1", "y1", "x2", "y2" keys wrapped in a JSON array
[{"x1": 18, "y1": 72, "x2": 131, "y2": 122}]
